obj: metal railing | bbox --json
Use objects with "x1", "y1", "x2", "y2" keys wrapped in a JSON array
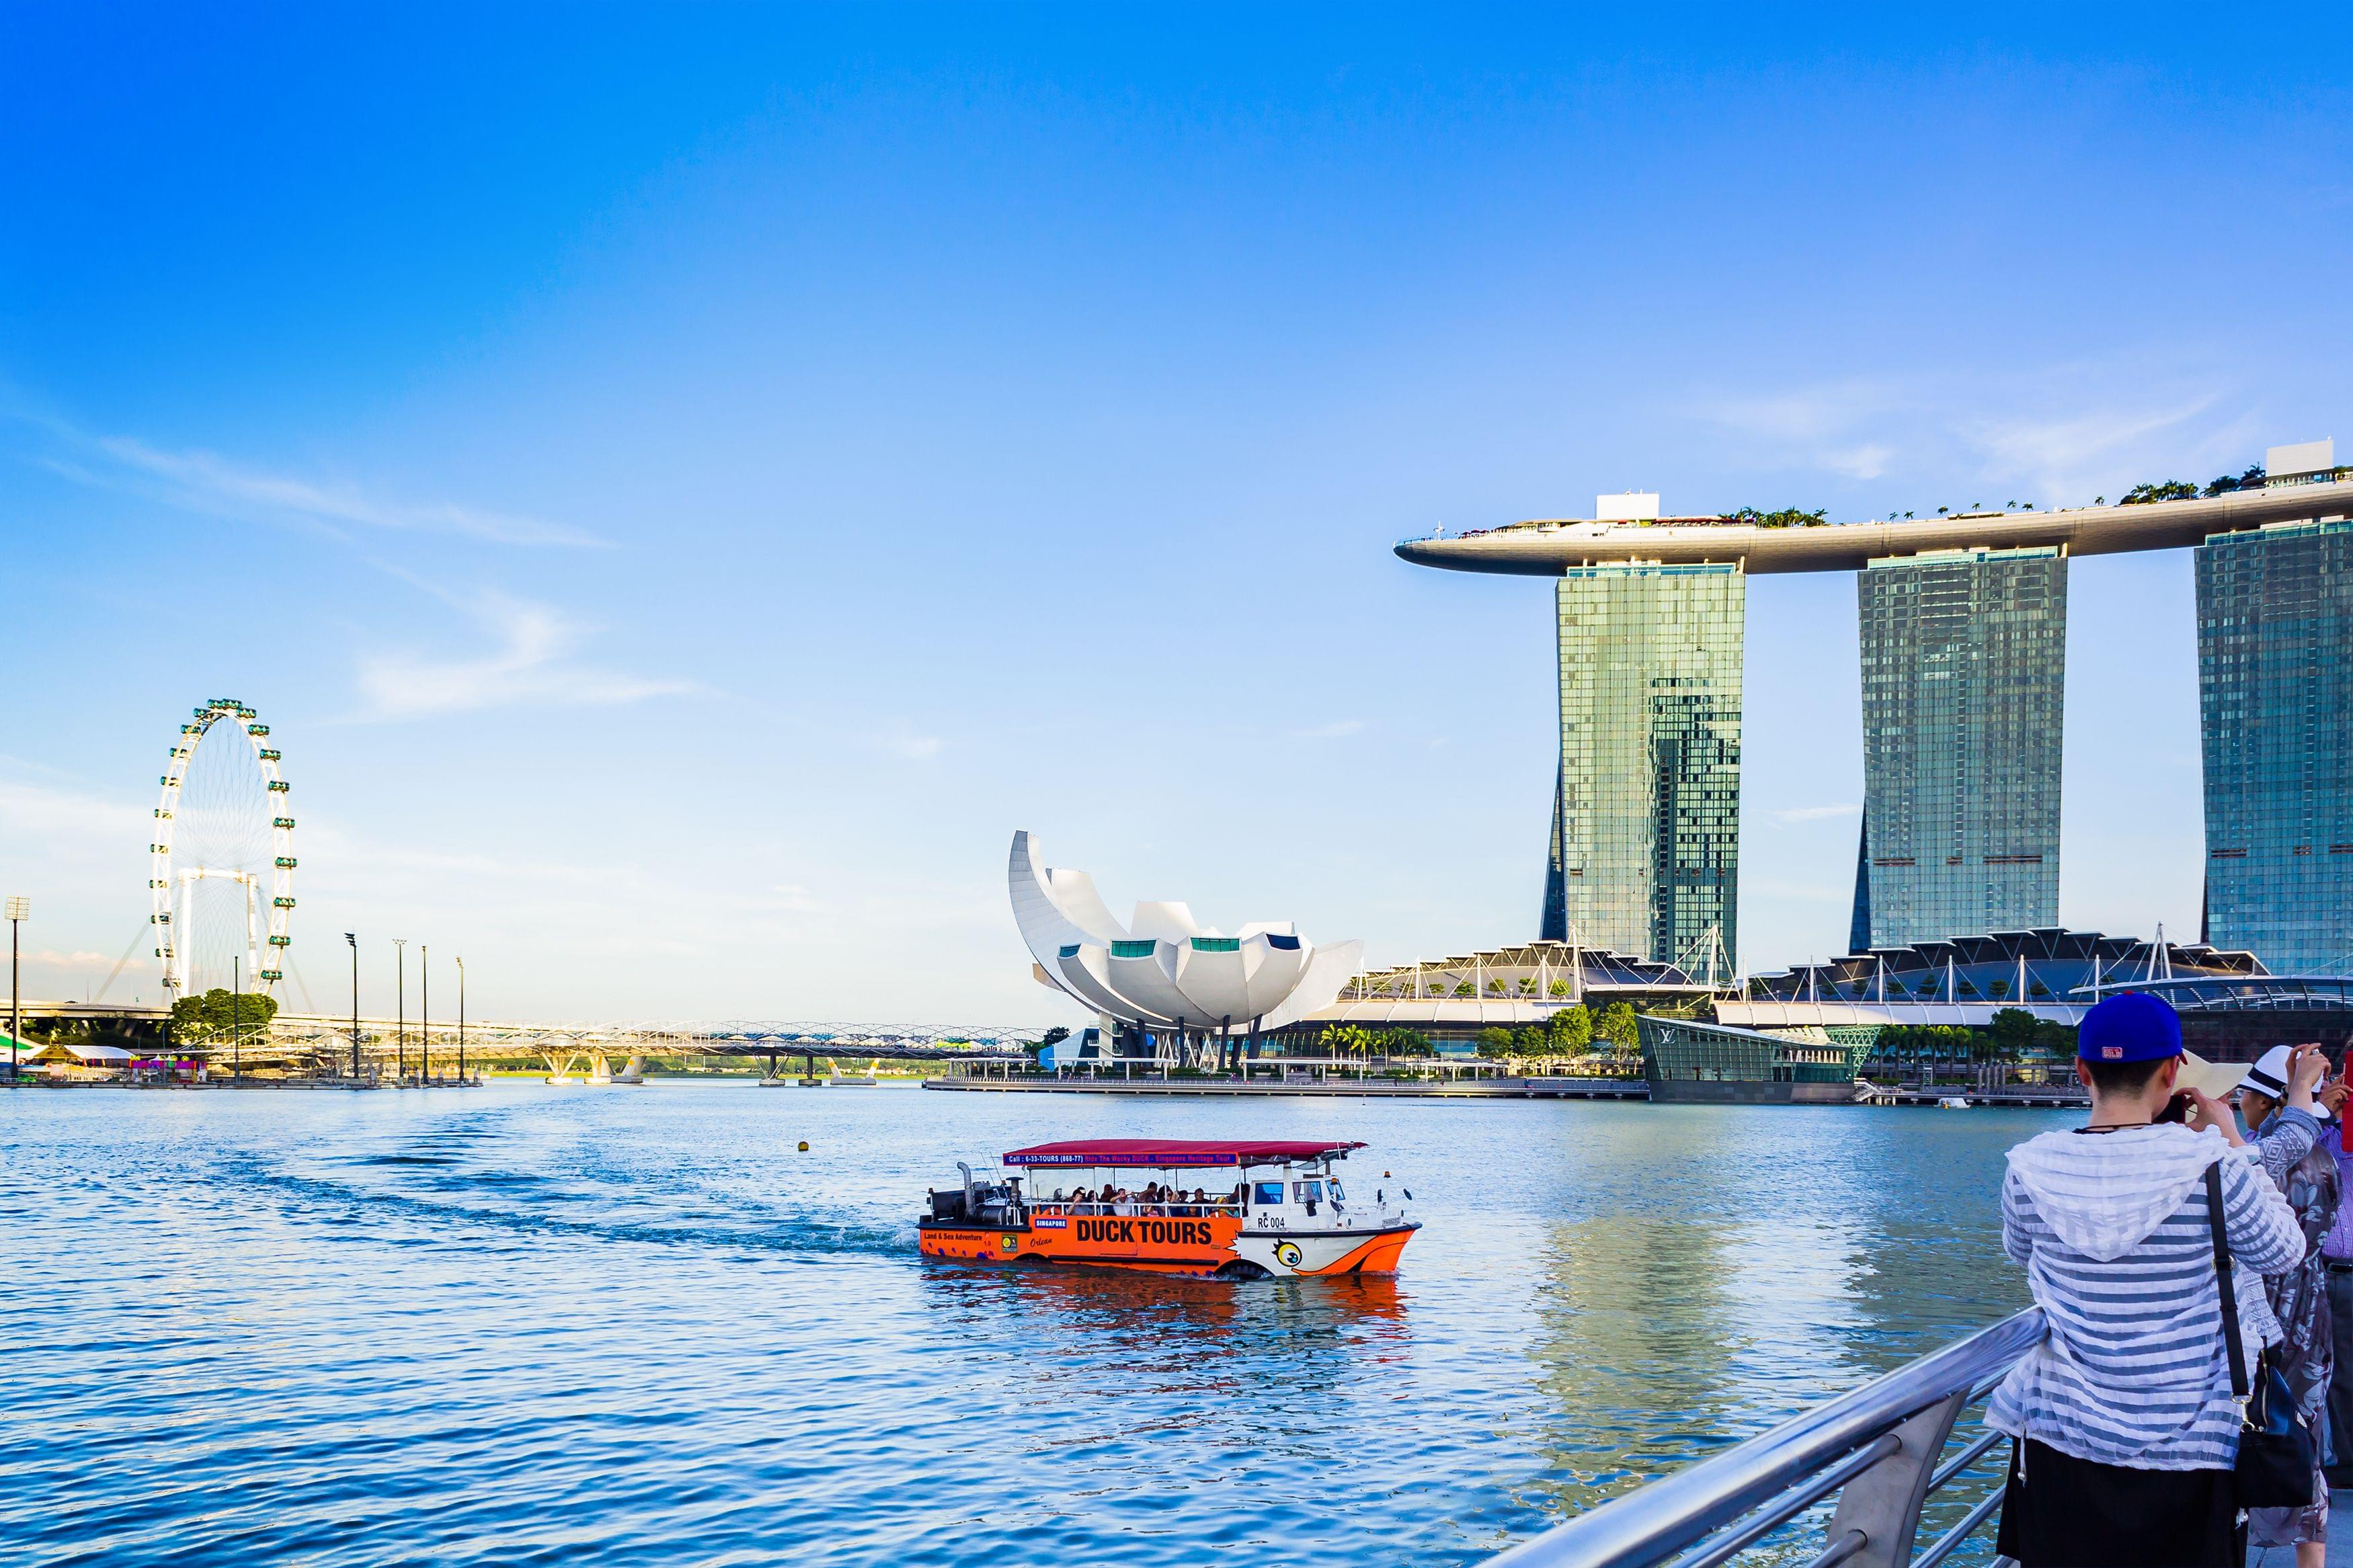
[{"x1": 1489, "y1": 1309, "x2": 2047, "y2": 1568}]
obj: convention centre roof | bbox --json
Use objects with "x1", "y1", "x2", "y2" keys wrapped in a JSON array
[{"x1": 1746, "y1": 928, "x2": 2265, "y2": 1003}]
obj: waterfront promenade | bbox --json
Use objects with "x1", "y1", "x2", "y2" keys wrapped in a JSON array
[
  {"x1": 924, "y1": 1063, "x2": 2089, "y2": 1107},
  {"x1": 926, "y1": 1069, "x2": 1648, "y2": 1098}
]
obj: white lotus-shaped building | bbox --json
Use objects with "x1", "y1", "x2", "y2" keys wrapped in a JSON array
[{"x1": 1010, "y1": 831, "x2": 1364, "y2": 1034}]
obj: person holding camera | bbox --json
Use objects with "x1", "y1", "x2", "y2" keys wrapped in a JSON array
[
  {"x1": 2237, "y1": 1043, "x2": 2345, "y2": 1566},
  {"x1": 2319, "y1": 1045, "x2": 2353, "y2": 1495},
  {"x1": 1991, "y1": 992, "x2": 2305, "y2": 1568}
]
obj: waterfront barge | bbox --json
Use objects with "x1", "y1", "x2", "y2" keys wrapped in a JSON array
[{"x1": 917, "y1": 1137, "x2": 1418, "y2": 1278}]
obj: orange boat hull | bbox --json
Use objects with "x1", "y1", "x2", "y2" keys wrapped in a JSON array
[{"x1": 919, "y1": 1210, "x2": 1414, "y2": 1278}]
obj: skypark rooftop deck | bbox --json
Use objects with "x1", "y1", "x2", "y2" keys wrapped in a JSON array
[{"x1": 1396, "y1": 475, "x2": 2352, "y2": 575}]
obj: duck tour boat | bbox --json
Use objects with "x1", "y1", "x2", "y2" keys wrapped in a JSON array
[{"x1": 917, "y1": 1137, "x2": 1419, "y2": 1279}]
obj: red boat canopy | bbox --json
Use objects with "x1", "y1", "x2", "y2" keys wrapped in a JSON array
[{"x1": 1000, "y1": 1138, "x2": 1365, "y2": 1169}]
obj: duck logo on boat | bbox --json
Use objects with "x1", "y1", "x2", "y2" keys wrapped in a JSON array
[
  {"x1": 1273, "y1": 1241, "x2": 1304, "y2": 1269},
  {"x1": 999, "y1": 1234, "x2": 1019, "y2": 1253}
]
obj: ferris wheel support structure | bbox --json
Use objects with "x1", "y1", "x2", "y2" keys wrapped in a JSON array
[{"x1": 150, "y1": 698, "x2": 295, "y2": 1001}]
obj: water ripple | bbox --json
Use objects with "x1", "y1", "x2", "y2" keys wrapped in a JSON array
[{"x1": 0, "y1": 1084, "x2": 2053, "y2": 1565}]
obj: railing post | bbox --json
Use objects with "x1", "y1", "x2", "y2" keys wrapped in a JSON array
[{"x1": 1821, "y1": 1389, "x2": 1968, "y2": 1568}]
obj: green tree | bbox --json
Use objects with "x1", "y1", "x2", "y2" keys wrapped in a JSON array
[
  {"x1": 1546, "y1": 1005, "x2": 1593, "y2": 1053},
  {"x1": 1373, "y1": 1028, "x2": 1433, "y2": 1058},
  {"x1": 1987, "y1": 1008, "x2": 2038, "y2": 1062},
  {"x1": 2120, "y1": 480, "x2": 2198, "y2": 505},
  {"x1": 169, "y1": 987, "x2": 277, "y2": 1043},
  {"x1": 1548, "y1": 979, "x2": 1570, "y2": 998},
  {"x1": 1475, "y1": 1027, "x2": 1515, "y2": 1059},
  {"x1": 1595, "y1": 1001, "x2": 1640, "y2": 1055},
  {"x1": 1725, "y1": 505, "x2": 1829, "y2": 528}
]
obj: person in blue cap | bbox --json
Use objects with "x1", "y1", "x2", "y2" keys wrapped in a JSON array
[{"x1": 1989, "y1": 991, "x2": 2306, "y2": 1567}]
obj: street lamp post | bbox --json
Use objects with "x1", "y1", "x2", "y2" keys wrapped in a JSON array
[
  {"x1": 393, "y1": 938, "x2": 406, "y2": 1085},
  {"x1": 6, "y1": 897, "x2": 26, "y2": 1084},
  {"x1": 455, "y1": 956, "x2": 465, "y2": 1085},
  {"x1": 233, "y1": 954, "x2": 242, "y2": 1079},
  {"x1": 346, "y1": 932, "x2": 360, "y2": 1080},
  {"x1": 420, "y1": 944, "x2": 430, "y2": 1085}
]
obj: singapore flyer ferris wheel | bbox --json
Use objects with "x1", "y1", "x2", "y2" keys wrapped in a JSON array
[{"x1": 151, "y1": 698, "x2": 295, "y2": 1000}]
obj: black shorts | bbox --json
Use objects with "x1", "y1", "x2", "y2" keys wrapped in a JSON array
[{"x1": 1994, "y1": 1438, "x2": 2240, "y2": 1568}]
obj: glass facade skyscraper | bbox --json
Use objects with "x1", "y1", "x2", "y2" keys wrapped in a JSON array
[
  {"x1": 1542, "y1": 563, "x2": 1743, "y2": 966},
  {"x1": 2196, "y1": 519, "x2": 2353, "y2": 973},
  {"x1": 1852, "y1": 546, "x2": 2066, "y2": 949}
]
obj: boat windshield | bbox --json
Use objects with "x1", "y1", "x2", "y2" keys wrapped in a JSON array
[{"x1": 1252, "y1": 1181, "x2": 1284, "y2": 1205}]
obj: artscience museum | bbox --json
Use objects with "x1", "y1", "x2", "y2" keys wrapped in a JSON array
[{"x1": 1009, "y1": 831, "x2": 1363, "y2": 1066}]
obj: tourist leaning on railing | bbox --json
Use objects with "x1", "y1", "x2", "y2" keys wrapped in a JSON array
[{"x1": 1987, "y1": 991, "x2": 2305, "y2": 1568}]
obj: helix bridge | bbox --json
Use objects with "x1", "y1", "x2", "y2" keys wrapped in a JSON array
[{"x1": 259, "y1": 1013, "x2": 1040, "y2": 1079}]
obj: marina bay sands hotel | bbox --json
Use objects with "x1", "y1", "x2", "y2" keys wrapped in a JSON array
[{"x1": 1396, "y1": 440, "x2": 2352, "y2": 977}]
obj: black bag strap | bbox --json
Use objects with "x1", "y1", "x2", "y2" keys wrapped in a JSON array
[{"x1": 2205, "y1": 1162, "x2": 2251, "y2": 1400}]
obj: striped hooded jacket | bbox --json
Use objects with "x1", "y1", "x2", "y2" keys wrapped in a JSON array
[{"x1": 1986, "y1": 1122, "x2": 2306, "y2": 1470}]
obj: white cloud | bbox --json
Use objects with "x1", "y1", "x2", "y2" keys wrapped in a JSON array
[
  {"x1": 1768, "y1": 802, "x2": 1861, "y2": 825},
  {"x1": 874, "y1": 727, "x2": 945, "y2": 761},
  {"x1": 0, "y1": 778, "x2": 147, "y2": 839},
  {"x1": 1691, "y1": 361, "x2": 2268, "y2": 508},
  {"x1": 1953, "y1": 398, "x2": 2254, "y2": 501},
  {"x1": 95, "y1": 436, "x2": 605, "y2": 547},
  {"x1": 767, "y1": 884, "x2": 830, "y2": 915},
  {"x1": 9, "y1": 400, "x2": 606, "y2": 547},
  {"x1": 1823, "y1": 444, "x2": 1895, "y2": 481},
  {"x1": 1703, "y1": 380, "x2": 1900, "y2": 444},
  {"x1": 28, "y1": 948, "x2": 144, "y2": 973},
  {"x1": 354, "y1": 589, "x2": 692, "y2": 720}
]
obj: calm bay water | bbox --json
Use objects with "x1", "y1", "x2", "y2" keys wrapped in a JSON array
[{"x1": 0, "y1": 1083, "x2": 2066, "y2": 1566}]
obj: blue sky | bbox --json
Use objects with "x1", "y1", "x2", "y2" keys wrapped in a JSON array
[{"x1": 3, "y1": 6, "x2": 2348, "y2": 1023}]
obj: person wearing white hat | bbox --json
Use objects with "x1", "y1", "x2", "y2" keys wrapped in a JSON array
[
  {"x1": 2235, "y1": 1042, "x2": 2340, "y2": 1565},
  {"x1": 2314, "y1": 1045, "x2": 2353, "y2": 1495}
]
